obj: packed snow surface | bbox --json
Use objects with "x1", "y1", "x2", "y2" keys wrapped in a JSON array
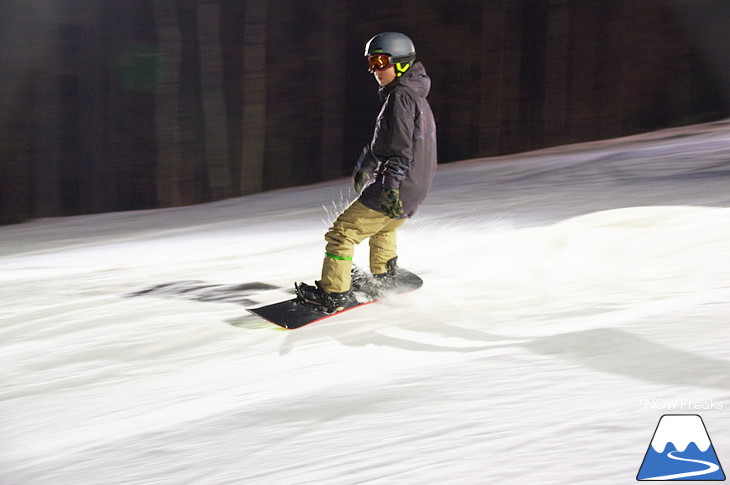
[{"x1": 2, "y1": 122, "x2": 730, "y2": 484}]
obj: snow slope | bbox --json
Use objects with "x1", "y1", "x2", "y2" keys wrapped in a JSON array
[{"x1": 2, "y1": 121, "x2": 730, "y2": 484}]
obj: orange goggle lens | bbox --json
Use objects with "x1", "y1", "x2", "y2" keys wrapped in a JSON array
[{"x1": 367, "y1": 54, "x2": 392, "y2": 72}]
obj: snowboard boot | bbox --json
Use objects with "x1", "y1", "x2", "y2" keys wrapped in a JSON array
[
  {"x1": 371, "y1": 257, "x2": 399, "y2": 294},
  {"x1": 295, "y1": 281, "x2": 351, "y2": 313}
]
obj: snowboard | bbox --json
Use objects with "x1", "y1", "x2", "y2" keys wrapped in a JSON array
[{"x1": 247, "y1": 268, "x2": 423, "y2": 329}]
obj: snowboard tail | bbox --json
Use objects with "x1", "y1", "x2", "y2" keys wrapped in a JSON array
[{"x1": 247, "y1": 268, "x2": 422, "y2": 329}]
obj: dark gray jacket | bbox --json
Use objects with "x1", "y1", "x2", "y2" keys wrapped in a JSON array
[{"x1": 356, "y1": 62, "x2": 437, "y2": 219}]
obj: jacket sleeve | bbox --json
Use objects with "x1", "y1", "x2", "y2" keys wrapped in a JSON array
[{"x1": 380, "y1": 88, "x2": 416, "y2": 190}]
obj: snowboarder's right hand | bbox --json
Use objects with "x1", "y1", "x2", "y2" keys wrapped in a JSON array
[{"x1": 353, "y1": 167, "x2": 371, "y2": 193}]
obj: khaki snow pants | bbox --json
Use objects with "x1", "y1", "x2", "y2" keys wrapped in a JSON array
[{"x1": 320, "y1": 200, "x2": 406, "y2": 293}]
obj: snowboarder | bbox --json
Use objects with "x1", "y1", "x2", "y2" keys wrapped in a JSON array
[{"x1": 296, "y1": 32, "x2": 437, "y2": 313}]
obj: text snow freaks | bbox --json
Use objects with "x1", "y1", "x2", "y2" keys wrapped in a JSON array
[{"x1": 640, "y1": 399, "x2": 724, "y2": 411}]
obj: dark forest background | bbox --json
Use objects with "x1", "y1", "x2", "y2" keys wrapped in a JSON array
[{"x1": 1, "y1": 0, "x2": 729, "y2": 225}]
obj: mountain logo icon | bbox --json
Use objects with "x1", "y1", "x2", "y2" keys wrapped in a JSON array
[{"x1": 637, "y1": 414, "x2": 725, "y2": 481}]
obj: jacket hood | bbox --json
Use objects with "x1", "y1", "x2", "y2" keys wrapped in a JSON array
[{"x1": 379, "y1": 61, "x2": 431, "y2": 99}]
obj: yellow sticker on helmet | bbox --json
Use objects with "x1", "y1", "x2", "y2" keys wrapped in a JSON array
[{"x1": 395, "y1": 62, "x2": 410, "y2": 77}]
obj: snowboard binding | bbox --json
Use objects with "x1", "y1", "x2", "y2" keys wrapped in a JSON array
[{"x1": 294, "y1": 281, "x2": 351, "y2": 314}]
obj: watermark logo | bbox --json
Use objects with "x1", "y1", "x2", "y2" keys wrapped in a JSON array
[
  {"x1": 637, "y1": 414, "x2": 725, "y2": 481},
  {"x1": 640, "y1": 399, "x2": 724, "y2": 411}
]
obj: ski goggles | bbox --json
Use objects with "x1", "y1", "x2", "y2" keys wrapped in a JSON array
[{"x1": 367, "y1": 53, "x2": 393, "y2": 72}]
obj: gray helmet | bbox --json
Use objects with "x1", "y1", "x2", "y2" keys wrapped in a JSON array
[{"x1": 364, "y1": 32, "x2": 416, "y2": 66}]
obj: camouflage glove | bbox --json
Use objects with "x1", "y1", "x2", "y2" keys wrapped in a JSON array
[
  {"x1": 353, "y1": 168, "x2": 371, "y2": 193},
  {"x1": 379, "y1": 188, "x2": 405, "y2": 219}
]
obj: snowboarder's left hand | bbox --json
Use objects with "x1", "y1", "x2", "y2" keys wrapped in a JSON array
[{"x1": 379, "y1": 188, "x2": 405, "y2": 219}]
